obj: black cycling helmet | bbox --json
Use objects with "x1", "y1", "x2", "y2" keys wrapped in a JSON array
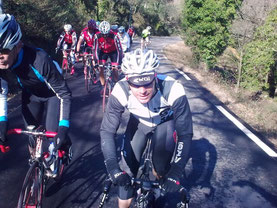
[
  {"x1": 88, "y1": 19, "x2": 97, "y2": 30},
  {"x1": 0, "y1": 14, "x2": 22, "y2": 50}
]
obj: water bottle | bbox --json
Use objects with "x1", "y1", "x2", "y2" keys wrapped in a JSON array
[{"x1": 46, "y1": 142, "x2": 57, "y2": 173}]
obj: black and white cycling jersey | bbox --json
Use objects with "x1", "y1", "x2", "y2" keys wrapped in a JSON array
[
  {"x1": 1, "y1": 45, "x2": 71, "y2": 127},
  {"x1": 101, "y1": 74, "x2": 193, "y2": 173}
]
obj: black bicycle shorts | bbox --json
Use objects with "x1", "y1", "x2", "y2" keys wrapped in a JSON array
[
  {"x1": 98, "y1": 50, "x2": 119, "y2": 66},
  {"x1": 22, "y1": 90, "x2": 60, "y2": 132},
  {"x1": 118, "y1": 116, "x2": 176, "y2": 200}
]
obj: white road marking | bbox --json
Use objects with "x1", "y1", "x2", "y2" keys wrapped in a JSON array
[
  {"x1": 175, "y1": 68, "x2": 191, "y2": 80},
  {"x1": 216, "y1": 105, "x2": 277, "y2": 157}
]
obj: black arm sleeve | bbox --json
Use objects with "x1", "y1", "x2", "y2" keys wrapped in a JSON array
[
  {"x1": 100, "y1": 94, "x2": 125, "y2": 173},
  {"x1": 38, "y1": 52, "x2": 72, "y2": 124},
  {"x1": 171, "y1": 94, "x2": 193, "y2": 172}
]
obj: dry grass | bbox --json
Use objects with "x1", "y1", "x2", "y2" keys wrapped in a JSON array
[{"x1": 164, "y1": 41, "x2": 277, "y2": 149}]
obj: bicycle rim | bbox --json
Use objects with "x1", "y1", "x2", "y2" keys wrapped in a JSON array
[{"x1": 17, "y1": 162, "x2": 44, "y2": 208}]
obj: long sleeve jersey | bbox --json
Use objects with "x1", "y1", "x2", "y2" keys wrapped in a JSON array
[
  {"x1": 100, "y1": 74, "x2": 193, "y2": 173},
  {"x1": 93, "y1": 31, "x2": 123, "y2": 64},
  {"x1": 9, "y1": 45, "x2": 72, "y2": 127},
  {"x1": 57, "y1": 31, "x2": 77, "y2": 50}
]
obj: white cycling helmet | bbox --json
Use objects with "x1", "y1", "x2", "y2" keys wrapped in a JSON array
[
  {"x1": 122, "y1": 48, "x2": 159, "y2": 86},
  {"x1": 0, "y1": 14, "x2": 22, "y2": 50},
  {"x1": 99, "y1": 21, "x2": 111, "y2": 34},
  {"x1": 146, "y1": 26, "x2": 151, "y2": 30},
  {"x1": 64, "y1": 24, "x2": 72, "y2": 32}
]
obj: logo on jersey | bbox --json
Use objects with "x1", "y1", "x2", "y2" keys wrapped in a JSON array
[{"x1": 174, "y1": 142, "x2": 184, "y2": 163}]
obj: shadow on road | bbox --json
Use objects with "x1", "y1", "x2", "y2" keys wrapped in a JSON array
[
  {"x1": 45, "y1": 143, "x2": 107, "y2": 207},
  {"x1": 185, "y1": 138, "x2": 217, "y2": 199},
  {"x1": 233, "y1": 180, "x2": 277, "y2": 207}
]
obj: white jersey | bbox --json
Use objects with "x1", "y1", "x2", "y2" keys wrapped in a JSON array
[
  {"x1": 118, "y1": 32, "x2": 130, "y2": 52},
  {"x1": 111, "y1": 74, "x2": 185, "y2": 128}
]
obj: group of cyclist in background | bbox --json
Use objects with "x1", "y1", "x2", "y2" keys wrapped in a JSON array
[
  {"x1": 55, "y1": 19, "x2": 142, "y2": 92},
  {"x1": 0, "y1": 14, "x2": 193, "y2": 208}
]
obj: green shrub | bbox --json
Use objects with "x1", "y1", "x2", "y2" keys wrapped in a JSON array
[
  {"x1": 241, "y1": 7, "x2": 277, "y2": 96},
  {"x1": 183, "y1": 0, "x2": 242, "y2": 68}
]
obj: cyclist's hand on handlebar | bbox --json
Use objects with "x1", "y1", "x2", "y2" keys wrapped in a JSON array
[
  {"x1": 162, "y1": 176, "x2": 181, "y2": 193},
  {"x1": 162, "y1": 166, "x2": 182, "y2": 193},
  {"x1": 0, "y1": 121, "x2": 10, "y2": 153},
  {"x1": 54, "y1": 126, "x2": 70, "y2": 151},
  {"x1": 110, "y1": 169, "x2": 131, "y2": 187}
]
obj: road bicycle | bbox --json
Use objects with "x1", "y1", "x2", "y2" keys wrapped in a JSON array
[
  {"x1": 7, "y1": 125, "x2": 71, "y2": 208},
  {"x1": 141, "y1": 37, "x2": 151, "y2": 52},
  {"x1": 100, "y1": 63, "x2": 121, "y2": 112},
  {"x1": 61, "y1": 49, "x2": 75, "y2": 77},
  {"x1": 83, "y1": 52, "x2": 99, "y2": 93},
  {"x1": 98, "y1": 134, "x2": 190, "y2": 208}
]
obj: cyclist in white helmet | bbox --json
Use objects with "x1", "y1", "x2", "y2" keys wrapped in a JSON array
[
  {"x1": 93, "y1": 21, "x2": 123, "y2": 93},
  {"x1": 100, "y1": 48, "x2": 193, "y2": 207},
  {"x1": 56, "y1": 24, "x2": 77, "y2": 75}
]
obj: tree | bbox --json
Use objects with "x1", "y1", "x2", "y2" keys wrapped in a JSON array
[
  {"x1": 241, "y1": 7, "x2": 277, "y2": 97},
  {"x1": 182, "y1": 0, "x2": 242, "y2": 68}
]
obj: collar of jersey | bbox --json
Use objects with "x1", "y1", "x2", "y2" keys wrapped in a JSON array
[{"x1": 11, "y1": 48, "x2": 24, "y2": 70}]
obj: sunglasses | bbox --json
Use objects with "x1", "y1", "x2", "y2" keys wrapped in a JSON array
[
  {"x1": 0, "y1": 48, "x2": 12, "y2": 55},
  {"x1": 128, "y1": 80, "x2": 154, "y2": 88}
]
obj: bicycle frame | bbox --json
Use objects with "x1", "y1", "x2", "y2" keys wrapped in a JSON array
[
  {"x1": 101, "y1": 63, "x2": 116, "y2": 112},
  {"x1": 7, "y1": 126, "x2": 66, "y2": 208},
  {"x1": 98, "y1": 133, "x2": 190, "y2": 208},
  {"x1": 61, "y1": 49, "x2": 74, "y2": 77},
  {"x1": 84, "y1": 53, "x2": 97, "y2": 92}
]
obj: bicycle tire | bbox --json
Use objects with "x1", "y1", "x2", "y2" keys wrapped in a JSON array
[
  {"x1": 54, "y1": 158, "x2": 65, "y2": 182},
  {"x1": 102, "y1": 80, "x2": 112, "y2": 112},
  {"x1": 87, "y1": 67, "x2": 94, "y2": 92},
  {"x1": 84, "y1": 65, "x2": 89, "y2": 92},
  {"x1": 17, "y1": 161, "x2": 44, "y2": 208},
  {"x1": 62, "y1": 58, "x2": 68, "y2": 78}
]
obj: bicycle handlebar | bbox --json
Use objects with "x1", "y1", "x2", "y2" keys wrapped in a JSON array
[
  {"x1": 7, "y1": 128, "x2": 57, "y2": 138},
  {"x1": 1, "y1": 129, "x2": 56, "y2": 153},
  {"x1": 131, "y1": 178, "x2": 160, "y2": 188},
  {"x1": 132, "y1": 177, "x2": 190, "y2": 206}
]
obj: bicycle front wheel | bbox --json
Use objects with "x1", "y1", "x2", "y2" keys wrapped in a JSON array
[
  {"x1": 17, "y1": 162, "x2": 44, "y2": 208},
  {"x1": 86, "y1": 67, "x2": 94, "y2": 93},
  {"x1": 102, "y1": 80, "x2": 112, "y2": 112}
]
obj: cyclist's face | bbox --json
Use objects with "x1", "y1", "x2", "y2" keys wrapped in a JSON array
[
  {"x1": 88, "y1": 28, "x2": 94, "y2": 34},
  {"x1": 0, "y1": 43, "x2": 22, "y2": 70},
  {"x1": 129, "y1": 81, "x2": 155, "y2": 104}
]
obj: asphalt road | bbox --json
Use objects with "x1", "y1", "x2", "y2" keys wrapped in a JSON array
[{"x1": 0, "y1": 37, "x2": 277, "y2": 208}]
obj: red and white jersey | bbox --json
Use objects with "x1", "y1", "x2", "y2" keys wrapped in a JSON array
[
  {"x1": 93, "y1": 31, "x2": 123, "y2": 59},
  {"x1": 57, "y1": 30, "x2": 77, "y2": 48},
  {"x1": 127, "y1": 28, "x2": 135, "y2": 37},
  {"x1": 79, "y1": 27, "x2": 98, "y2": 48}
]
